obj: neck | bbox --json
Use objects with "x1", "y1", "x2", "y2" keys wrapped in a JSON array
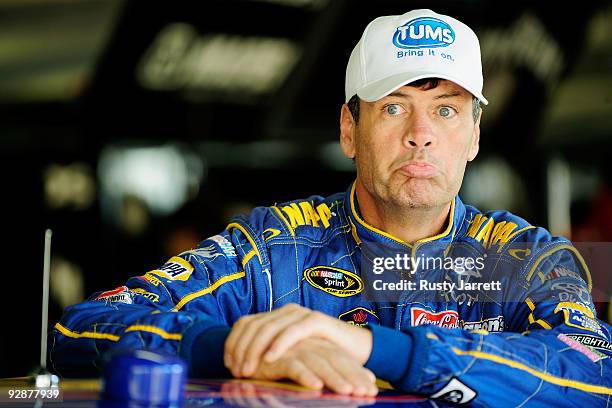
[{"x1": 355, "y1": 182, "x2": 452, "y2": 244}]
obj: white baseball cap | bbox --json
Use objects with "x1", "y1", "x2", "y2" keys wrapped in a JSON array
[{"x1": 345, "y1": 9, "x2": 488, "y2": 105}]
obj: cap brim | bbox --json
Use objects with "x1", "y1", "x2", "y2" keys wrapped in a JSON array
[{"x1": 356, "y1": 72, "x2": 488, "y2": 105}]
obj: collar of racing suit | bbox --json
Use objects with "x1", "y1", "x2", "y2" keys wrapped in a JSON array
[{"x1": 343, "y1": 180, "x2": 467, "y2": 258}]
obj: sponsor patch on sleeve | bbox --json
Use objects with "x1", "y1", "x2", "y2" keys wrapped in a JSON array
[
  {"x1": 207, "y1": 234, "x2": 237, "y2": 258},
  {"x1": 554, "y1": 302, "x2": 595, "y2": 317},
  {"x1": 430, "y1": 377, "x2": 476, "y2": 404},
  {"x1": 149, "y1": 256, "x2": 194, "y2": 281},
  {"x1": 338, "y1": 307, "x2": 379, "y2": 327},
  {"x1": 95, "y1": 286, "x2": 133, "y2": 304},
  {"x1": 180, "y1": 235, "x2": 238, "y2": 264},
  {"x1": 566, "y1": 333, "x2": 612, "y2": 353},
  {"x1": 303, "y1": 266, "x2": 363, "y2": 297},
  {"x1": 130, "y1": 288, "x2": 160, "y2": 302},
  {"x1": 557, "y1": 334, "x2": 605, "y2": 363},
  {"x1": 546, "y1": 266, "x2": 583, "y2": 281},
  {"x1": 554, "y1": 303, "x2": 605, "y2": 336}
]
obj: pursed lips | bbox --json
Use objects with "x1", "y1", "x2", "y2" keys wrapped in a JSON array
[{"x1": 398, "y1": 161, "x2": 439, "y2": 178}]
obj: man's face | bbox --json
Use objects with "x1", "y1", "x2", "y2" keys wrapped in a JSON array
[{"x1": 340, "y1": 80, "x2": 481, "y2": 209}]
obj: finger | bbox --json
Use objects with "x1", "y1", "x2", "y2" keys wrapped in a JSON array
[
  {"x1": 242, "y1": 309, "x2": 308, "y2": 375},
  {"x1": 234, "y1": 304, "x2": 306, "y2": 376},
  {"x1": 225, "y1": 314, "x2": 256, "y2": 371},
  {"x1": 328, "y1": 355, "x2": 378, "y2": 397},
  {"x1": 365, "y1": 368, "x2": 376, "y2": 384},
  {"x1": 226, "y1": 312, "x2": 280, "y2": 376},
  {"x1": 301, "y1": 353, "x2": 354, "y2": 395},
  {"x1": 284, "y1": 359, "x2": 325, "y2": 390},
  {"x1": 264, "y1": 311, "x2": 328, "y2": 363}
]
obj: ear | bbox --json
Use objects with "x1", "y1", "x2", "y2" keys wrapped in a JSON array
[
  {"x1": 340, "y1": 104, "x2": 356, "y2": 159},
  {"x1": 467, "y1": 109, "x2": 481, "y2": 162}
]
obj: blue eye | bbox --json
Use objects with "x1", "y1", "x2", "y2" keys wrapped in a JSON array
[
  {"x1": 385, "y1": 104, "x2": 403, "y2": 115},
  {"x1": 439, "y1": 106, "x2": 456, "y2": 118}
]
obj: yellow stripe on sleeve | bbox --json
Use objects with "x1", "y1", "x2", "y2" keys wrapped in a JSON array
[
  {"x1": 124, "y1": 325, "x2": 182, "y2": 340},
  {"x1": 172, "y1": 271, "x2": 246, "y2": 311},
  {"x1": 54, "y1": 322, "x2": 120, "y2": 342},
  {"x1": 241, "y1": 250, "x2": 257, "y2": 267},
  {"x1": 226, "y1": 222, "x2": 263, "y2": 263},
  {"x1": 451, "y1": 347, "x2": 612, "y2": 395}
]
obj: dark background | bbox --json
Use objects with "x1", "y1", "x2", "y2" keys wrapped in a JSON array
[{"x1": 1, "y1": 0, "x2": 611, "y2": 376}]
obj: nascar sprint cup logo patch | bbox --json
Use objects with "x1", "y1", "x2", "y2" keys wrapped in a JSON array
[
  {"x1": 393, "y1": 17, "x2": 455, "y2": 49},
  {"x1": 304, "y1": 266, "x2": 363, "y2": 297}
]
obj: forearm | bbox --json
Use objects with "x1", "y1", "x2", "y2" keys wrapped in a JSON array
[
  {"x1": 50, "y1": 301, "x2": 229, "y2": 377},
  {"x1": 364, "y1": 324, "x2": 612, "y2": 407}
]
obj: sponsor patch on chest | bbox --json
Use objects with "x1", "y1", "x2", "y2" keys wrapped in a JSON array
[
  {"x1": 461, "y1": 315, "x2": 505, "y2": 332},
  {"x1": 303, "y1": 266, "x2": 363, "y2": 297},
  {"x1": 338, "y1": 307, "x2": 379, "y2": 327},
  {"x1": 410, "y1": 307, "x2": 459, "y2": 328}
]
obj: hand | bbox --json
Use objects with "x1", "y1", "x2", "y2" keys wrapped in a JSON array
[
  {"x1": 224, "y1": 304, "x2": 372, "y2": 378},
  {"x1": 248, "y1": 337, "x2": 378, "y2": 397}
]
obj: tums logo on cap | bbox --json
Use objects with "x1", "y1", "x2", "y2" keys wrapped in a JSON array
[{"x1": 393, "y1": 17, "x2": 455, "y2": 49}]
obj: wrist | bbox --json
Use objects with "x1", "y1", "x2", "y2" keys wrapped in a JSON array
[
  {"x1": 181, "y1": 324, "x2": 231, "y2": 377},
  {"x1": 341, "y1": 324, "x2": 372, "y2": 364}
]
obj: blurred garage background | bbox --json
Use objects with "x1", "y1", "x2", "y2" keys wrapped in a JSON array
[{"x1": 0, "y1": 0, "x2": 611, "y2": 376}]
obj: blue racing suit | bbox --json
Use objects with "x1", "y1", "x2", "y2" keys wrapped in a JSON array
[{"x1": 50, "y1": 182, "x2": 612, "y2": 406}]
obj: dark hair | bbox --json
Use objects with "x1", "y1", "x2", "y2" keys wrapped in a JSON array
[{"x1": 347, "y1": 78, "x2": 481, "y2": 123}]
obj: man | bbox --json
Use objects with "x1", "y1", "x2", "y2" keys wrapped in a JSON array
[{"x1": 51, "y1": 9, "x2": 612, "y2": 406}]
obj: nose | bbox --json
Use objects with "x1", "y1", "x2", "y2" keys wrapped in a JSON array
[{"x1": 403, "y1": 111, "x2": 434, "y2": 148}]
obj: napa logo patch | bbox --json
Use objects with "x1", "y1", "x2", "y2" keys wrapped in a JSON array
[
  {"x1": 338, "y1": 307, "x2": 379, "y2": 327},
  {"x1": 393, "y1": 17, "x2": 455, "y2": 49},
  {"x1": 149, "y1": 256, "x2": 194, "y2": 281},
  {"x1": 304, "y1": 266, "x2": 363, "y2": 297}
]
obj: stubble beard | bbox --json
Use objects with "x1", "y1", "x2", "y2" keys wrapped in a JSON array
[{"x1": 385, "y1": 174, "x2": 443, "y2": 210}]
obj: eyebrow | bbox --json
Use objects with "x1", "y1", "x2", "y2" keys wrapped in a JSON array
[
  {"x1": 386, "y1": 90, "x2": 463, "y2": 99},
  {"x1": 433, "y1": 91, "x2": 462, "y2": 100}
]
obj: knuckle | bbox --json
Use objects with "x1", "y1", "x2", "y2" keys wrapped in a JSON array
[
  {"x1": 258, "y1": 322, "x2": 278, "y2": 338},
  {"x1": 282, "y1": 326, "x2": 300, "y2": 340},
  {"x1": 310, "y1": 310, "x2": 324, "y2": 319},
  {"x1": 234, "y1": 316, "x2": 249, "y2": 329},
  {"x1": 284, "y1": 303, "x2": 300, "y2": 311},
  {"x1": 307, "y1": 310, "x2": 327, "y2": 325}
]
